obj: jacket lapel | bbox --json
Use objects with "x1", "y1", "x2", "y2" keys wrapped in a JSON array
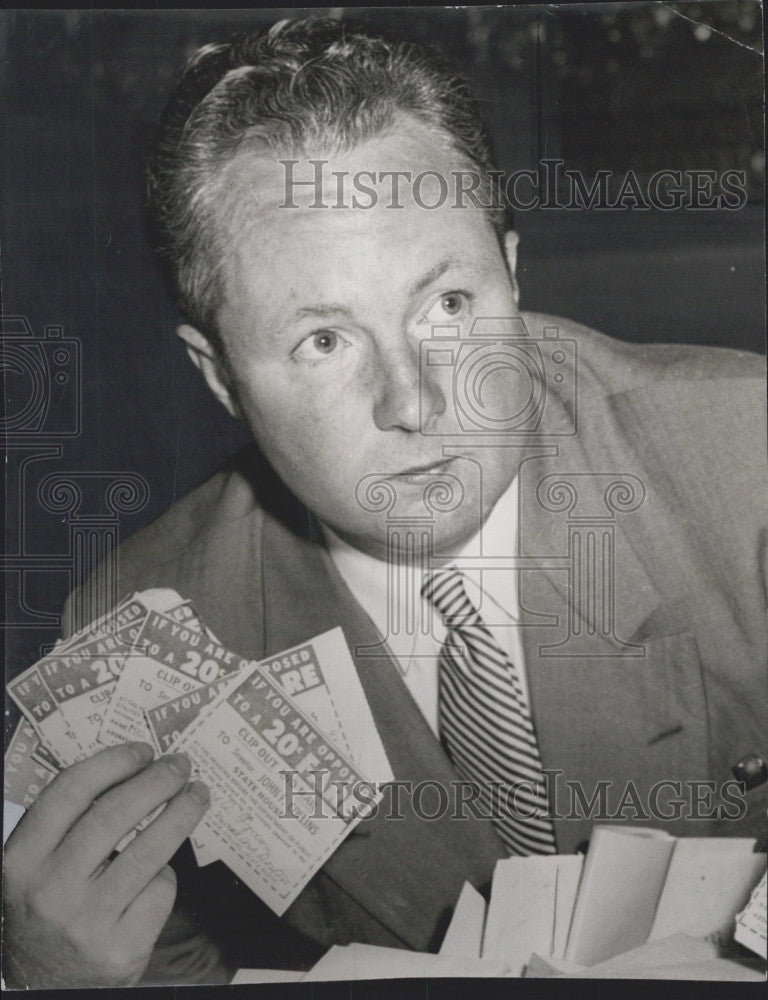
[
  {"x1": 260, "y1": 512, "x2": 506, "y2": 950},
  {"x1": 515, "y1": 395, "x2": 707, "y2": 850}
]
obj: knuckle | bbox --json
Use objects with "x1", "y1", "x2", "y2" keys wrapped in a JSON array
[
  {"x1": 47, "y1": 744, "x2": 144, "y2": 799},
  {"x1": 152, "y1": 869, "x2": 178, "y2": 910},
  {"x1": 103, "y1": 942, "x2": 141, "y2": 981},
  {"x1": 112, "y1": 844, "x2": 147, "y2": 884},
  {"x1": 157, "y1": 863, "x2": 177, "y2": 889},
  {"x1": 69, "y1": 920, "x2": 98, "y2": 953},
  {"x1": 26, "y1": 882, "x2": 63, "y2": 923},
  {"x1": 140, "y1": 873, "x2": 177, "y2": 925},
  {"x1": 85, "y1": 796, "x2": 126, "y2": 840},
  {"x1": 37, "y1": 759, "x2": 98, "y2": 809}
]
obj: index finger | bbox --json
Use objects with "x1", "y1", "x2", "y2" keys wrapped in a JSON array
[{"x1": 6, "y1": 742, "x2": 155, "y2": 869}]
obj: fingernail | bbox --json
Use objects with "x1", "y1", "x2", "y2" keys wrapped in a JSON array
[
  {"x1": 186, "y1": 780, "x2": 210, "y2": 805},
  {"x1": 163, "y1": 753, "x2": 191, "y2": 777},
  {"x1": 128, "y1": 741, "x2": 155, "y2": 764},
  {"x1": 158, "y1": 864, "x2": 177, "y2": 884}
]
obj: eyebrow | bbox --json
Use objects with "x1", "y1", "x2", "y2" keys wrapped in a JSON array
[
  {"x1": 409, "y1": 255, "x2": 463, "y2": 298},
  {"x1": 290, "y1": 255, "x2": 466, "y2": 322}
]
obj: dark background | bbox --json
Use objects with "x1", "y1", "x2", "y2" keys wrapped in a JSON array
[{"x1": 2, "y1": 3, "x2": 765, "y2": 686}]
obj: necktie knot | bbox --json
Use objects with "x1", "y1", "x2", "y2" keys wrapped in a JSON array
[{"x1": 421, "y1": 567, "x2": 478, "y2": 629}]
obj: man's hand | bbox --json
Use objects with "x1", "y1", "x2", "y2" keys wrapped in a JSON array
[{"x1": 2, "y1": 742, "x2": 210, "y2": 988}]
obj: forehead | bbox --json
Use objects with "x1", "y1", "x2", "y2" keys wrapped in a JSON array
[{"x1": 213, "y1": 118, "x2": 499, "y2": 314}]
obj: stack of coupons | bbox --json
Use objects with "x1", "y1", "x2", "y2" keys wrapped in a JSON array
[{"x1": 5, "y1": 588, "x2": 393, "y2": 915}]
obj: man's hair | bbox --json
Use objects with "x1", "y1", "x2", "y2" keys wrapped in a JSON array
[{"x1": 146, "y1": 16, "x2": 509, "y2": 353}]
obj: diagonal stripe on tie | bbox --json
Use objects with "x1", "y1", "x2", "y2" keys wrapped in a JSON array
[{"x1": 422, "y1": 566, "x2": 557, "y2": 855}]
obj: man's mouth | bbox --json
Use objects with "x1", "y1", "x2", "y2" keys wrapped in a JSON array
[{"x1": 389, "y1": 457, "x2": 456, "y2": 481}]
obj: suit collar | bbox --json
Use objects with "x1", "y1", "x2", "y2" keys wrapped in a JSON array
[
  {"x1": 513, "y1": 386, "x2": 698, "y2": 851},
  {"x1": 508, "y1": 320, "x2": 679, "y2": 651},
  {"x1": 260, "y1": 511, "x2": 505, "y2": 950}
]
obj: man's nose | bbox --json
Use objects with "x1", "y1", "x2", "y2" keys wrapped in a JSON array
[{"x1": 372, "y1": 337, "x2": 446, "y2": 433}]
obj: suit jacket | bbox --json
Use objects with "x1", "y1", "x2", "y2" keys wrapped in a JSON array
[{"x1": 64, "y1": 313, "x2": 768, "y2": 975}]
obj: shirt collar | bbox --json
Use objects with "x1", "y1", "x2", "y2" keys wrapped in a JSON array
[{"x1": 321, "y1": 475, "x2": 518, "y2": 645}]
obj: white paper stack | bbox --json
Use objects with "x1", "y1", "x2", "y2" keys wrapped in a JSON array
[
  {"x1": 231, "y1": 828, "x2": 766, "y2": 983},
  {"x1": 734, "y1": 870, "x2": 767, "y2": 958}
]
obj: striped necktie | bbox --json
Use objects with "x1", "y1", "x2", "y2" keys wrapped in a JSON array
[{"x1": 421, "y1": 567, "x2": 557, "y2": 856}]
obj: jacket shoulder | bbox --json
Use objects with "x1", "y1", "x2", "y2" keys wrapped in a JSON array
[
  {"x1": 62, "y1": 446, "x2": 267, "y2": 636},
  {"x1": 522, "y1": 311, "x2": 765, "y2": 397}
]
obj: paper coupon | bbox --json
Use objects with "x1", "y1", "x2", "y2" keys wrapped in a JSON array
[
  {"x1": 4, "y1": 592, "x2": 194, "y2": 763},
  {"x1": 259, "y1": 628, "x2": 392, "y2": 782},
  {"x1": 5, "y1": 594, "x2": 393, "y2": 899},
  {"x1": 175, "y1": 663, "x2": 378, "y2": 915},
  {"x1": 4, "y1": 718, "x2": 56, "y2": 808},
  {"x1": 30, "y1": 741, "x2": 61, "y2": 776},
  {"x1": 56, "y1": 588, "x2": 190, "y2": 652},
  {"x1": 143, "y1": 674, "x2": 244, "y2": 866},
  {"x1": 6, "y1": 667, "x2": 84, "y2": 766},
  {"x1": 36, "y1": 633, "x2": 137, "y2": 756},
  {"x1": 145, "y1": 628, "x2": 393, "y2": 868},
  {"x1": 98, "y1": 610, "x2": 249, "y2": 746},
  {"x1": 37, "y1": 599, "x2": 205, "y2": 756},
  {"x1": 144, "y1": 674, "x2": 242, "y2": 755}
]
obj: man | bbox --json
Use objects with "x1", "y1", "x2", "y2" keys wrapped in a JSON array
[{"x1": 3, "y1": 16, "x2": 766, "y2": 987}]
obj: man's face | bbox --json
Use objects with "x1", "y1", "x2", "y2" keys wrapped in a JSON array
[{"x1": 191, "y1": 118, "x2": 523, "y2": 559}]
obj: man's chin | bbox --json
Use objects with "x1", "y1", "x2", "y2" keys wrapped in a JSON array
[{"x1": 328, "y1": 510, "x2": 488, "y2": 563}]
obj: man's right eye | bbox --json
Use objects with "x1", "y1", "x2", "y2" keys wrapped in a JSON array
[{"x1": 292, "y1": 329, "x2": 350, "y2": 362}]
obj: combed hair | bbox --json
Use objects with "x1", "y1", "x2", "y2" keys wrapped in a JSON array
[{"x1": 146, "y1": 16, "x2": 509, "y2": 350}]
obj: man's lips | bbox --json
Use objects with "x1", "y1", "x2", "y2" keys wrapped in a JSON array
[{"x1": 390, "y1": 457, "x2": 455, "y2": 477}]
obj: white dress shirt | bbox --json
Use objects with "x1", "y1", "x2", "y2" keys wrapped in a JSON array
[{"x1": 322, "y1": 478, "x2": 529, "y2": 737}]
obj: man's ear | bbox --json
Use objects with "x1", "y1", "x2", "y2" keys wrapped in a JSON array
[
  {"x1": 502, "y1": 230, "x2": 521, "y2": 309},
  {"x1": 176, "y1": 324, "x2": 242, "y2": 419}
]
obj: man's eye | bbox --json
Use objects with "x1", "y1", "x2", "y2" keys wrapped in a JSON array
[
  {"x1": 293, "y1": 329, "x2": 349, "y2": 361},
  {"x1": 423, "y1": 292, "x2": 470, "y2": 324}
]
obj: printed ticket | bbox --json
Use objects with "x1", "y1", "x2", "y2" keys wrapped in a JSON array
[
  {"x1": 36, "y1": 633, "x2": 137, "y2": 756},
  {"x1": 145, "y1": 628, "x2": 392, "y2": 777},
  {"x1": 145, "y1": 628, "x2": 393, "y2": 867},
  {"x1": 259, "y1": 628, "x2": 393, "y2": 782},
  {"x1": 38, "y1": 599, "x2": 206, "y2": 756},
  {"x1": 4, "y1": 719, "x2": 55, "y2": 809},
  {"x1": 56, "y1": 588, "x2": 192, "y2": 653},
  {"x1": 175, "y1": 662, "x2": 378, "y2": 915},
  {"x1": 144, "y1": 633, "x2": 358, "y2": 870},
  {"x1": 6, "y1": 590, "x2": 393, "y2": 902},
  {"x1": 144, "y1": 675, "x2": 241, "y2": 755},
  {"x1": 8, "y1": 618, "x2": 139, "y2": 765},
  {"x1": 5, "y1": 590, "x2": 184, "y2": 732},
  {"x1": 30, "y1": 742, "x2": 61, "y2": 776},
  {"x1": 143, "y1": 673, "x2": 241, "y2": 865},
  {"x1": 98, "y1": 610, "x2": 249, "y2": 746},
  {"x1": 6, "y1": 667, "x2": 84, "y2": 766}
]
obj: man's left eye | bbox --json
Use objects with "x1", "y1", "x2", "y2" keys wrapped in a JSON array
[
  {"x1": 293, "y1": 329, "x2": 350, "y2": 361},
  {"x1": 423, "y1": 292, "x2": 470, "y2": 324}
]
